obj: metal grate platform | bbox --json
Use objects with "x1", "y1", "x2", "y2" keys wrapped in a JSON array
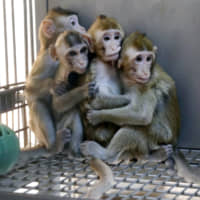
[{"x1": 0, "y1": 148, "x2": 200, "y2": 200}]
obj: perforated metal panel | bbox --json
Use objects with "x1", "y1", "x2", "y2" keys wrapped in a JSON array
[{"x1": 0, "y1": 148, "x2": 200, "y2": 200}]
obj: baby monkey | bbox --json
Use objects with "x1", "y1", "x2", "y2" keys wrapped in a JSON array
[
  {"x1": 82, "y1": 32, "x2": 180, "y2": 164},
  {"x1": 25, "y1": 7, "x2": 89, "y2": 152},
  {"x1": 50, "y1": 30, "x2": 91, "y2": 155},
  {"x1": 81, "y1": 15, "x2": 130, "y2": 146}
]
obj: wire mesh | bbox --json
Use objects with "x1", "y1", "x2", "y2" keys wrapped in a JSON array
[{"x1": 0, "y1": 149, "x2": 200, "y2": 200}]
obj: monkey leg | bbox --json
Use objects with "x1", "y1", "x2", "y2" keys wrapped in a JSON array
[
  {"x1": 94, "y1": 123, "x2": 117, "y2": 146},
  {"x1": 107, "y1": 127, "x2": 149, "y2": 163},
  {"x1": 149, "y1": 121, "x2": 175, "y2": 146},
  {"x1": 81, "y1": 127, "x2": 149, "y2": 164},
  {"x1": 145, "y1": 144, "x2": 173, "y2": 163},
  {"x1": 55, "y1": 128, "x2": 72, "y2": 153},
  {"x1": 56, "y1": 109, "x2": 83, "y2": 156},
  {"x1": 30, "y1": 101, "x2": 56, "y2": 150},
  {"x1": 70, "y1": 110, "x2": 83, "y2": 156}
]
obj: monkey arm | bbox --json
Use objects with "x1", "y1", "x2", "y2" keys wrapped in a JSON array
[
  {"x1": 88, "y1": 92, "x2": 157, "y2": 126},
  {"x1": 52, "y1": 84, "x2": 88, "y2": 113},
  {"x1": 25, "y1": 78, "x2": 54, "y2": 101},
  {"x1": 91, "y1": 94, "x2": 130, "y2": 109}
]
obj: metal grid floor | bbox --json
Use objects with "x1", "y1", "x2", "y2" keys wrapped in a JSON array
[{"x1": 0, "y1": 148, "x2": 200, "y2": 200}]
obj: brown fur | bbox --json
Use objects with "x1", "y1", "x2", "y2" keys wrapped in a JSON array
[
  {"x1": 81, "y1": 32, "x2": 180, "y2": 163},
  {"x1": 88, "y1": 15, "x2": 124, "y2": 60},
  {"x1": 25, "y1": 8, "x2": 85, "y2": 151},
  {"x1": 39, "y1": 7, "x2": 78, "y2": 50},
  {"x1": 80, "y1": 15, "x2": 127, "y2": 146}
]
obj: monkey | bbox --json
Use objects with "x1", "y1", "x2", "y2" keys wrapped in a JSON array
[
  {"x1": 71, "y1": 15, "x2": 130, "y2": 199},
  {"x1": 49, "y1": 30, "x2": 91, "y2": 155},
  {"x1": 24, "y1": 7, "x2": 89, "y2": 152},
  {"x1": 80, "y1": 15, "x2": 130, "y2": 146},
  {"x1": 81, "y1": 32, "x2": 180, "y2": 165}
]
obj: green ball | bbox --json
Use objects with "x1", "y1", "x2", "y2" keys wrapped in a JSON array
[{"x1": 0, "y1": 124, "x2": 20, "y2": 175}]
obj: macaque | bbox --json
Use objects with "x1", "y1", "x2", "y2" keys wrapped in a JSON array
[
  {"x1": 49, "y1": 30, "x2": 90, "y2": 155},
  {"x1": 81, "y1": 32, "x2": 180, "y2": 164},
  {"x1": 83, "y1": 32, "x2": 200, "y2": 187},
  {"x1": 78, "y1": 15, "x2": 129, "y2": 198},
  {"x1": 25, "y1": 7, "x2": 88, "y2": 151},
  {"x1": 80, "y1": 15, "x2": 130, "y2": 146}
]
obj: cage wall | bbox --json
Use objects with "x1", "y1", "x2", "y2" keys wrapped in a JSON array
[
  {"x1": 49, "y1": 0, "x2": 200, "y2": 148},
  {"x1": 0, "y1": 0, "x2": 47, "y2": 149},
  {"x1": 0, "y1": 0, "x2": 200, "y2": 200}
]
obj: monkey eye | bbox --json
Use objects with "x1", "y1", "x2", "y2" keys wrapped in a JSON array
[
  {"x1": 146, "y1": 55, "x2": 152, "y2": 62},
  {"x1": 114, "y1": 33, "x2": 121, "y2": 40},
  {"x1": 114, "y1": 35, "x2": 120, "y2": 40},
  {"x1": 135, "y1": 55, "x2": 143, "y2": 63},
  {"x1": 70, "y1": 19, "x2": 76, "y2": 26},
  {"x1": 68, "y1": 51, "x2": 77, "y2": 56},
  {"x1": 103, "y1": 36, "x2": 110, "y2": 41},
  {"x1": 80, "y1": 46, "x2": 88, "y2": 54}
]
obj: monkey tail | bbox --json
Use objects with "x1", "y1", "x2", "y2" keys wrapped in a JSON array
[
  {"x1": 173, "y1": 151, "x2": 200, "y2": 184},
  {"x1": 86, "y1": 158, "x2": 115, "y2": 199}
]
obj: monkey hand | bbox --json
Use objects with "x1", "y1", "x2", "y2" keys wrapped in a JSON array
[
  {"x1": 53, "y1": 82, "x2": 67, "y2": 96},
  {"x1": 87, "y1": 110, "x2": 102, "y2": 125},
  {"x1": 90, "y1": 97, "x2": 104, "y2": 109},
  {"x1": 88, "y1": 81, "x2": 99, "y2": 98}
]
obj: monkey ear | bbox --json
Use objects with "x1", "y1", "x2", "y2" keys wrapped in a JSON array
[
  {"x1": 82, "y1": 34, "x2": 94, "y2": 53},
  {"x1": 42, "y1": 19, "x2": 56, "y2": 39},
  {"x1": 49, "y1": 44, "x2": 58, "y2": 60}
]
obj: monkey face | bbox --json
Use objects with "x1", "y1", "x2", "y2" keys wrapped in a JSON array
[
  {"x1": 96, "y1": 29, "x2": 123, "y2": 62},
  {"x1": 53, "y1": 31, "x2": 89, "y2": 74},
  {"x1": 56, "y1": 15, "x2": 86, "y2": 35},
  {"x1": 65, "y1": 43, "x2": 89, "y2": 74},
  {"x1": 130, "y1": 51, "x2": 154, "y2": 84},
  {"x1": 121, "y1": 48, "x2": 155, "y2": 84}
]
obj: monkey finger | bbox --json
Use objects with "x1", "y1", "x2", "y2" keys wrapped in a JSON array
[
  {"x1": 87, "y1": 110, "x2": 100, "y2": 125},
  {"x1": 88, "y1": 81, "x2": 96, "y2": 87},
  {"x1": 88, "y1": 85, "x2": 99, "y2": 98},
  {"x1": 89, "y1": 89, "x2": 97, "y2": 98}
]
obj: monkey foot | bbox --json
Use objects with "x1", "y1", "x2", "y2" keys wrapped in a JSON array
[
  {"x1": 162, "y1": 144, "x2": 173, "y2": 157},
  {"x1": 80, "y1": 141, "x2": 107, "y2": 159},
  {"x1": 55, "y1": 128, "x2": 72, "y2": 153},
  {"x1": 87, "y1": 110, "x2": 101, "y2": 125},
  {"x1": 149, "y1": 144, "x2": 173, "y2": 163}
]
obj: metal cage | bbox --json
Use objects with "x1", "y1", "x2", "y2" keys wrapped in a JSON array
[{"x1": 0, "y1": 0, "x2": 200, "y2": 199}]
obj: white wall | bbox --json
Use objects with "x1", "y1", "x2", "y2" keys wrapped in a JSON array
[{"x1": 48, "y1": 0, "x2": 200, "y2": 148}]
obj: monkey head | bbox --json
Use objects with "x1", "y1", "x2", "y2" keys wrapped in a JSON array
[
  {"x1": 39, "y1": 7, "x2": 87, "y2": 49},
  {"x1": 88, "y1": 15, "x2": 124, "y2": 62},
  {"x1": 118, "y1": 32, "x2": 157, "y2": 84},
  {"x1": 51, "y1": 30, "x2": 89, "y2": 74}
]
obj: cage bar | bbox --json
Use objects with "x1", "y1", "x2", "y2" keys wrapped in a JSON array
[{"x1": 0, "y1": 1, "x2": 200, "y2": 200}]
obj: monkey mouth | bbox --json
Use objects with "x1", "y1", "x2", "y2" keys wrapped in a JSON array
[
  {"x1": 135, "y1": 77, "x2": 150, "y2": 83},
  {"x1": 104, "y1": 53, "x2": 119, "y2": 61},
  {"x1": 74, "y1": 67, "x2": 87, "y2": 74}
]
